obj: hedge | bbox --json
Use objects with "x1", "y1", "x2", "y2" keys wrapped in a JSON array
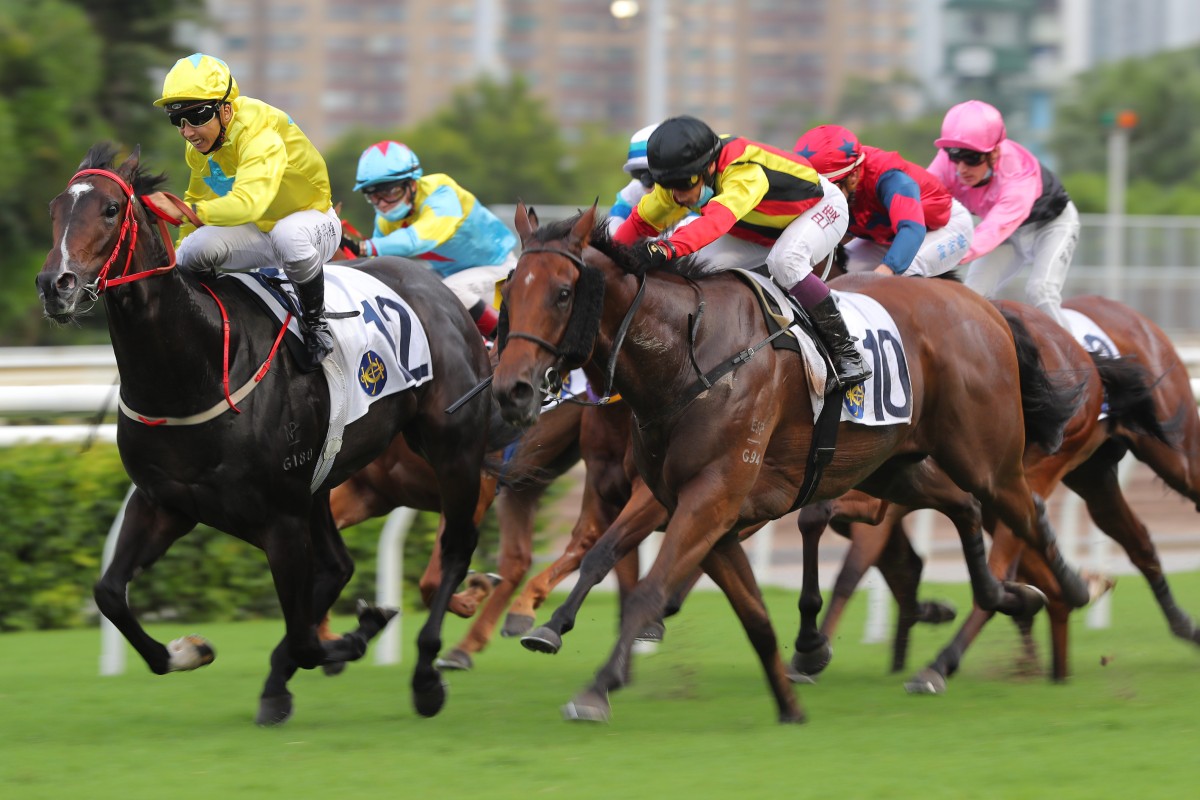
[{"x1": 0, "y1": 441, "x2": 549, "y2": 631}]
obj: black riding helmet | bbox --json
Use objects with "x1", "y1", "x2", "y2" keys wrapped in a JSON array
[{"x1": 647, "y1": 115, "x2": 723, "y2": 190}]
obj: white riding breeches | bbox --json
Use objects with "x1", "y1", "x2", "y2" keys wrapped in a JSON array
[
  {"x1": 687, "y1": 176, "x2": 849, "y2": 288},
  {"x1": 964, "y1": 201, "x2": 1079, "y2": 328},
  {"x1": 441, "y1": 250, "x2": 517, "y2": 309},
  {"x1": 844, "y1": 199, "x2": 975, "y2": 278},
  {"x1": 177, "y1": 206, "x2": 342, "y2": 285}
]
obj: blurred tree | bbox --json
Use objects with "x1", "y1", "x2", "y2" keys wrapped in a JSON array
[
  {"x1": 326, "y1": 76, "x2": 629, "y2": 235},
  {"x1": 0, "y1": 0, "x2": 198, "y2": 345},
  {"x1": 1053, "y1": 46, "x2": 1200, "y2": 190}
]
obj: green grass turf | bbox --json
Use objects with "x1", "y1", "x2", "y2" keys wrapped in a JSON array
[{"x1": 2, "y1": 573, "x2": 1199, "y2": 800}]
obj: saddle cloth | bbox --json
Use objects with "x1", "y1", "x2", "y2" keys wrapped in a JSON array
[
  {"x1": 742, "y1": 271, "x2": 913, "y2": 427},
  {"x1": 1062, "y1": 308, "x2": 1120, "y2": 359},
  {"x1": 226, "y1": 265, "x2": 433, "y2": 492}
]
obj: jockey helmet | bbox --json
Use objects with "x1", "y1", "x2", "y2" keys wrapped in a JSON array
[
  {"x1": 793, "y1": 124, "x2": 865, "y2": 182},
  {"x1": 647, "y1": 116, "x2": 723, "y2": 189},
  {"x1": 354, "y1": 141, "x2": 423, "y2": 192},
  {"x1": 623, "y1": 124, "x2": 658, "y2": 174},
  {"x1": 934, "y1": 100, "x2": 1007, "y2": 153},
  {"x1": 154, "y1": 53, "x2": 239, "y2": 108}
]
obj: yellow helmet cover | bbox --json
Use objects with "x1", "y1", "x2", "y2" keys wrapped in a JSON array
[{"x1": 154, "y1": 53, "x2": 240, "y2": 107}]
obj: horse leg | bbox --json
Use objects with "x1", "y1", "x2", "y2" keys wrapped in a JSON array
[
  {"x1": 522, "y1": 480, "x2": 667, "y2": 654},
  {"x1": 1065, "y1": 453, "x2": 1200, "y2": 647},
  {"x1": 791, "y1": 502, "x2": 831, "y2": 679},
  {"x1": 432, "y1": 490, "x2": 532, "y2": 671},
  {"x1": 504, "y1": 480, "x2": 621, "y2": 636},
  {"x1": 872, "y1": 514, "x2": 939, "y2": 674},
  {"x1": 93, "y1": 489, "x2": 207, "y2": 675},
  {"x1": 561, "y1": 489, "x2": 742, "y2": 723},
  {"x1": 817, "y1": 515, "x2": 897, "y2": 674},
  {"x1": 699, "y1": 536, "x2": 805, "y2": 723}
]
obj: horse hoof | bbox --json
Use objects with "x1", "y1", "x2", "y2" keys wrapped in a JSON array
[
  {"x1": 355, "y1": 599, "x2": 399, "y2": 637},
  {"x1": 561, "y1": 689, "x2": 610, "y2": 723},
  {"x1": 1082, "y1": 571, "x2": 1117, "y2": 603},
  {"x1": 918, "y1": 600, "x2": 957, "y2": 624},
  {"x1": 1002, "y1": 581, "x2": 1047, "y2": 619},
  {"x1": 435, "y1": 649, "x2": 474, "y2": 671},
  {"x1": 256, "y1": 693, "x2": 293, "y2": 726},
  {"x1": 635, "y1": 621, "x2": 665, "y2": 643},
  {"x1": 166, "y1": 634, "x2": 216, "y2": 672},
  {"x1": 521, "y1": 627, "x2": 563, "y2": 655},
  {"x1": 791, "y1": 639, "x2": 833, "y2": 678},
  {"x1": 321, "y1": 661, "x2": 347, "y2": 677},
  {"x1": 502, "y1": 613, "x2": 535, "y2": 637},
  {"x1": 412, "y1": 675, "x2": 449, "y2": 718},
  {"x1": 786, "y1": 668, "x2": 818, "y2": 685},
  {"x1": 904, "y1": 668, "x2": 947, "y2": 695}
]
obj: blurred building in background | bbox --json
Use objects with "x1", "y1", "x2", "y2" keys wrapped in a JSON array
[{"x1": 187, "y1": 0, "x2": 925, "y2": 148}]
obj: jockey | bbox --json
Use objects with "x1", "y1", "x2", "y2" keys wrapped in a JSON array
[
  {"x1": 341, "y1": 141, "x2": 516, "y2": 338},
  {"x1": 927, "y1": 100, "x2": 1078, "y2": 327},
  {"x1": 143, "y1": 53, "x2": 341, "y2": 371},
  {"x1": 613, "y1": 115, "x2": 869, "y2": 387},
  {"x1": 607, "y1": 124, "x2": 657, "y2": 236},
  {"x1": 794, "y1": 124, "x2": 973, "y2": 277}
]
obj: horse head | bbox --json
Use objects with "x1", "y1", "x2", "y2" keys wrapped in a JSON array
[
  {"x1": 38, "y1": 144, "x2": 165, "y2": 322},
  {"x1": 493, "y1": 202, "x2": 605, "y2": 427}
]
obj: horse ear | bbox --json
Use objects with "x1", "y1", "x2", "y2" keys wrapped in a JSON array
[
  {"x1": 567, "y1": 201, "x2": 598, "y2": 251},
  {"x1": 514, "y1": 201, "x2": 536, "y2": 245},
  {"x1": 117, "y1": 145, "x2": 142, "y2": 180}
]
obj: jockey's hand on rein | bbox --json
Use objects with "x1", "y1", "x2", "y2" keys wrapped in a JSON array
[
  {"x1": 340, "y1": 233, "x2": 365, "y2": 257},
  {"x1": 643, "y1": 238, "x2": 677, "y2": 270}
]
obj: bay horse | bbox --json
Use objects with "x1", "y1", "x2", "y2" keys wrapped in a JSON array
[
  {"x1": 490, "y1": 203, "x2": 1091, "y2": 723},
  {"x1": 37, "y1": 143, "x2": 493, "y2": 724},
  {"x1": 901, "y1": 294, "x2": 1198, "y2": 691},
  {"x1": 798, "y1": 296, "x2": 1167, "y2": 682}
]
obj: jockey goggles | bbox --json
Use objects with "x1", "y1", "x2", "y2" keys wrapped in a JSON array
[
  {"x1": 362, "y1": 181, "x2": 409, "y2": 204},
  {"x1": 655, "y1": 173, "x2": 705, "y2": 191},
  {"x1": 945, "y1": 147, "x2": 988, "y2": 166},
  {"x1": 167, "y1": 102, "x2": 221, "y2": 129}
]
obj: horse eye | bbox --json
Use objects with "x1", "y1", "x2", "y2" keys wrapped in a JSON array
[
  {"x1": 557, "y1": 287, "x2": 571, "y2": 304},
  {"x1": 104, "y1": 203, "x2": 120, "y2": 219}
]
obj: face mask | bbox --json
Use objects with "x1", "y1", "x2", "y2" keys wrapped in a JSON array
[
  {"x1": 380, "y1": 201, "x2": 412, "y2": 222},
  {"x1": 695, "y1": 185, "x2": 714, "y2": 208}
]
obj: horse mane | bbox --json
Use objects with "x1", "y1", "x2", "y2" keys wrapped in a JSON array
[
  {"x1": 531, "y1": 209, "x2": 713, "y2": 278},
  {"x1": 79, "y1": 142, "x2": 170, "y2": 197}
]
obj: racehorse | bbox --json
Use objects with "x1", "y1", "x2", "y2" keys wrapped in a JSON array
[
  {"x1": 799, "y1": 296, "x2": 1167, "y2": 682},
  {"x1": 490, "y1": 203, "x2": 1092, "y2": 723},
  {"x1": 37, "y1": 143, "x2": 493, "y2": 724},
  {"x1": 902, "y1": 294, "x2": 1198, "y2": 691}
]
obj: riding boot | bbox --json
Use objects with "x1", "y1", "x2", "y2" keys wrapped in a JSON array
[
  {"x1": 294, "y1": 277, "x2": 334, "y2": 372},
  {"x1": 806, "y1": 294, "x2": 871, "y2": 387}
]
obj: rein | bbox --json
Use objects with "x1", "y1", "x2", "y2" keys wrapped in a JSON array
[{"x1": 67, "y1": 167, "x2": 291, "y2": 425}]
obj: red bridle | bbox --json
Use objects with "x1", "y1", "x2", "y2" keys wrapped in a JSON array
[{"x1": 67, "y1": 168, "x2": 179, "y2": 294}]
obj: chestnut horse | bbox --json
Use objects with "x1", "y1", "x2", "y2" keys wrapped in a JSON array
[
  {"x1": 800, "y1": 297, "x2": 1169, "y2": 683},
  {"x1": 37, "y1": 143, "x2": 494, "y2": 724},
  {"x1": 490, "y1": 204, "x2": 1091, "y2": 723}
]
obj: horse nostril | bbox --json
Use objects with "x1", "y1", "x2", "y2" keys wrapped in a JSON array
[{"x1": 55, "y1": 273, "x2": 77, "y2": 293}]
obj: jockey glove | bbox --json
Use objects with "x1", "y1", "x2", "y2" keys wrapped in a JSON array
[
  {"x1": 644, "y1": 238, "x2": 677, "y2": 270},
  {"x1": 340, "y1": 233, "x2": 377, "y2": 258}
]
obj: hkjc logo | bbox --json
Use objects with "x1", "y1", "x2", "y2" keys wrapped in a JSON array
[
  {"x1": 358, "y1": 350, "x2": 388, "y2": 396},
  {"x1": 842, "y1": 381, "x2": 866, "y2": 419}
]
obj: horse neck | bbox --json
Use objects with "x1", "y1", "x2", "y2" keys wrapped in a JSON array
[
  {"x1": 104, "y1": 222, "x2": 224, "y2": 400},
  {"x1": 590, "y1": 264, "x2": 697, "y2": 408}
]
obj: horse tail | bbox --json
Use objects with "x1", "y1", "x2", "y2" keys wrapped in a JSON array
[
  {"x1": 998, "y1": 309, "x2": 1087, "y2": 454},
  {"x1": 1091, "y1": 352, "x2": 1172, "y2": 445}
]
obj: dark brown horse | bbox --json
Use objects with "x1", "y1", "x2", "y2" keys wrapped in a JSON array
[
  {"x1": 490, "y1": 204, "x2": 1091, "y2": 723},
  {"x1": 37, "y1": 143, "x2": 494, "y2": 724}
]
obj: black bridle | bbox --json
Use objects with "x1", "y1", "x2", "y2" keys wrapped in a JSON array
[{"x1": 505, "y1": 246, "x2": 645, "y2": 406}]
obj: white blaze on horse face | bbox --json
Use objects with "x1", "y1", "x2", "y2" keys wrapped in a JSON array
[{"x1": 60, "y1": 181, "x2": 93, "y2": 270}]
